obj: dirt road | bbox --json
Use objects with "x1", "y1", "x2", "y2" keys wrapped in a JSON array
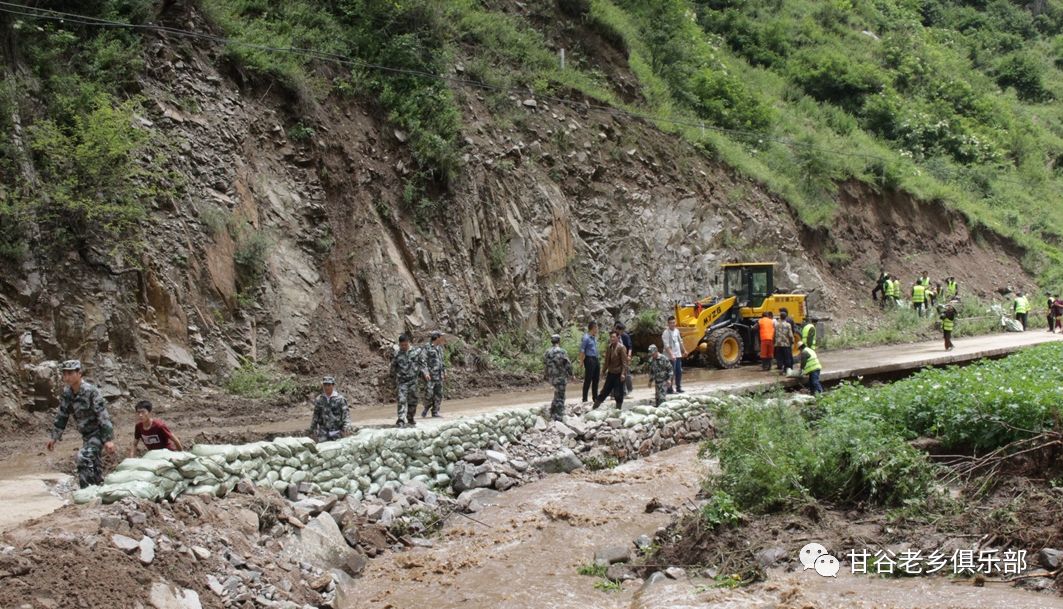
[{"x1": 3, "y1": 331, "x2": 1059, "y2": 534}]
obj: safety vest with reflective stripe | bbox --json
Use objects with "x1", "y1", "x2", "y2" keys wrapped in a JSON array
[
  {"x1": 918, "y1": 277, "x2": 930, "y2": 287},
  {"x1": 912, "y1": 284, "x2": 926, "y2": 304},
  {"x1": 945, "y1": 281, "x2": 957, "y2": 298},
  {"x1": 801, "y1": 323, "x2": 816, "y2": 349},
  {"x1": 1015, "y1": 296, "x2": 1030, "y2": 314},
  {"x1": 884, "y1": 279, "x2": 896, "y2": 298},
  {"x1": 802, "y1": 348, "x2": 822, "y2": 374},
  {"x1": 942, "y1": 317, "x2": 954, "y2": 332}
]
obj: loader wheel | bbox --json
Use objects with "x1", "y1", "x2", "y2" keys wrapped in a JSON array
[{"x1": 706, "y1": 328, "x2": 743, "y2": 369}]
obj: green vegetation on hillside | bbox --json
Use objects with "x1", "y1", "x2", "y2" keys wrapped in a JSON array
[
  {"x1": 3, "y1": 0, "x2": 1062, "y2": 289},
  {"x1": 199, "y1": 0, "x2": 1063, "y2": 286},
  {"x1": 0, "y1": 1, "x2": 166, "y2": 260}
]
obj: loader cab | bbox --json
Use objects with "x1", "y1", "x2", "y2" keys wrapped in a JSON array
[{"x1": 722, "y1": 263, "x2": 775, "y2": 309}]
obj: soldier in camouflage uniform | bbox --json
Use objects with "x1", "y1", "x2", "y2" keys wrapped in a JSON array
[
  {"x1": 311, "y1": 376, "x2": 351, "y2": 441},
  {"x1": 646, "y1": 345, "x2": 673, "y2": 407},
  {"x1": 420, "y1": 331, "x2": 447, "y2": 418},
  {"x1": 45, "y1": 360, "x2": 116, "y2": 488},
  {"x1": 391, "y1": 334, "x2": 428, "y2": 428},
  {"x1": 543, "y1": 334, "x2": 573, "y2": 422}
]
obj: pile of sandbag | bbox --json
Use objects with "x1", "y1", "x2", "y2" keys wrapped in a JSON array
[{"x1": 74, "y1": 407, "x2": 539, "y2": 504}]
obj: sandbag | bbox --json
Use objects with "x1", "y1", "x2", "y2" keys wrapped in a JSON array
[
  {"x1": 115, "y1": 458, "x2": 178, "y2": 476},
  {"x1": 99, "y1": 481, "x2": 162, "y2": 503},
  {"x1": 191, "y1": 444, "x2": 238, "y2": 462},
  {"x1": 177, "y1": 459, "x2": 211, "y2": 479},
  {"x1": 103, "y1": 470, "x2": 158, "y2": 485},
  {"x1": 199, "y1": 457, "x2": 227, "y2": 479},
  {"x1": 73, "y1": 486, "x2": 100, "y2": 504},
  {"x1": 141, "y1": 449, "x2": 196, "y2": 467}
]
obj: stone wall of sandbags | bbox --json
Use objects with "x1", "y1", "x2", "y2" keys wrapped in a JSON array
[{"x1": 73, "y1": 394, "x2": 721, "y2": 505}]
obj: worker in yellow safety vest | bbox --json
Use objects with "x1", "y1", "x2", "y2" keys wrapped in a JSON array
[
  {"x1": 1013, "y1": 291, "x2": 1030, "y2": 330},
  {"x1": 798, "y1": 344, "x2": 823, "y2": 395},
  {"x1": 917, "y1": 272, "x2": 931, "y2": 288},
  {"x1": 940, "y1": 303, "x2": 956, "y2": 351},
  {"x1": 800, "y1": 322, "x2": 817, "y2": 350},
  {"x1": 944, "y1": 277, "x2": 958, "y2": 300},
  {"x1": 911, "y1": 283, "x2": 927, "y2": 317},
  {"x1": 884, "y1": 277, "x2": 898, "y2": 308}
]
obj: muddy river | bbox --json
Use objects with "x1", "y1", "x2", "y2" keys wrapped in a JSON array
[{"x1": 341, "y1": 444, "x2": 1063, "y2": 609}]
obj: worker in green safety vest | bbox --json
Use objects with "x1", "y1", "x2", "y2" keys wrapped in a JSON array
[
  {"x1": 940, "y1": 303, "x2": 956, "y2": 351},
  {"x1": 917, "y1": 272, "x2": 931, "y2": 288},
  {"x1": 911, "y1": 283, "x2": 927, "y2": 317},
  {"x1": 798, "y1": 344, "x2": 823, "y2": 395},
  {"x1": 800, "y1": 322, "x2": 817, "y2": 350},
  {"x1": 1013, "y1": 291, "x2": 1030, "y2": 330}
]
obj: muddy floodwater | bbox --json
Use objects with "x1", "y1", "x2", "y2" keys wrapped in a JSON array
[{"x1": 345, "y1": 444, "x2": 1063, "y2": 609}]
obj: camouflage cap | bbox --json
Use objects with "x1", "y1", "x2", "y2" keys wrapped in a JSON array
[
  {"x1": 550, "y1": 333, "x2": 561, "y2": 343},
  {"x1": 648, "y1": 345, "x2": 658, "y2": 353},
  {"x1": 60, "y1": 359, "x2": 82, "y2": 371},
  {"x1": 322, "y1": 376, "x2": 335, "y2": 385}
]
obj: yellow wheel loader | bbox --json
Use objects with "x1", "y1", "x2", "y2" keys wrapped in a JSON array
[{"x1": 673, "y1": 263, "x2": 815, "y2": 368}]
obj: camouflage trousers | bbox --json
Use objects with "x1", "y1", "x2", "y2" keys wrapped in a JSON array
[
  {"x1": 549, "y1": 381, "x2": 566, "y2": 421},
  {"x1": 654, "y1": 381, "x2": 669, "y2": 407},
  {"x1": 315, "y1": 429, "x2": 343, "y2": 442},
  {"x1": 397, "y1": 380, "x2": 420, "y2": 423},
  {"x1": 422, "y1": 378, "x2": 444, "y2": 416},
  {"x1": 77, "y1": 436, "x2": 104, "y2": 489}
]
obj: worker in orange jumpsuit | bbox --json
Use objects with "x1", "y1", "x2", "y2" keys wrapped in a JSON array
[{"x1": 758, "y1": 311, "x2": 775, "y2": 371}]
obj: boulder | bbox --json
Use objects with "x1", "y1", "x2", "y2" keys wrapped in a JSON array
[
  {"x1": 531, "y1": 449, "x2": 583, "y2": 474},
  {"x1": 664, "y1": 567, "x2": 685, "y2": 579},
  {"x1": 294, "y1": 513, "x2": 356, "y2": 571},
  {"x1": 139, "y1": 536, "x2": 156, "y2": 565},
  {"x1": 606, "y1": 564, "x2": 636, "y2": 582},
  {"x1": 644, "y1": 571, "x2": 668, "y2": 586},
  {"x1": 112, "y1": 534, "x2": 139, "y2": 553},
  {"x1": 456, "y1": 488, "x2": 501, "y2": 513},
  {"x1": 634, "y1": 535, "x2": 653, "y2": 551},
  {"x1": 594, "y1": 546, "x2": 630, "y2": 565},
  {"x1": 484, "y1": 450, "x2": 508, "y2": 464},
  {"x1": 149, "y1": 582, "x2": 203, "y2": 609},
  {"x1": 754, "y1": 546, "x2": 788, "y2": 569},
  {"x1": 1039, "y1": 548, "x2": 1063, "y2": 569}
]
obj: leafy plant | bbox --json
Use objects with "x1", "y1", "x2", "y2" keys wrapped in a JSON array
[
  {"x1": 699, "y1": 491, "x2": 742, "y2": 528},
  {"x1": 287, "y1": 122, "x2": 316, "y2": 142},
  {"x1": 577, "y1": 563, "x2": 607, "y2": 577},
  {"x1": 592, "y1": 579, "x2": 622, "y2": 592},
  {"x1": 225, "y1": 358, "x2": 299, "y2": 399}
]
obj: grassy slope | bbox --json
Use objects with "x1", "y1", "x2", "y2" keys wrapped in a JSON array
[{"x1": 201, "y1": 0, "x2": 1063, "y2": 288}]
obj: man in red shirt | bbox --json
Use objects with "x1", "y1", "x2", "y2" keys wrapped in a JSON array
[{"x1": 129, "y1": 400, "x2": 183, "y2": 456}]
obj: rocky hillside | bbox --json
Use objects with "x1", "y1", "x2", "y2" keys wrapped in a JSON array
[{"x1": 0, "y1": 0, "x2": 1046, "y2": 422}]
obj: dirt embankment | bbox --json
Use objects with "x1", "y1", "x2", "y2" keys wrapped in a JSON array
[{"x1": 654, "y1": 438, "x2": 1063, "y2": 597}]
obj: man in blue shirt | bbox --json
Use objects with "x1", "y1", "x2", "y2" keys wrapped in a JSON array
[{"x1": 579, "y1": 321, "x2": 600, "y2": 403}]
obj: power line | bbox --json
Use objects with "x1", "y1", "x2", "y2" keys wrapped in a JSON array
[{"x1": 0, "y1": 1, "x2": 1044, "y2": 191}]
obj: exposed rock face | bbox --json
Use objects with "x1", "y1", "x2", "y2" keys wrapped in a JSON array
[{"x1": 0, "y1": 1, "x2": 1036, "y2": 422}]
